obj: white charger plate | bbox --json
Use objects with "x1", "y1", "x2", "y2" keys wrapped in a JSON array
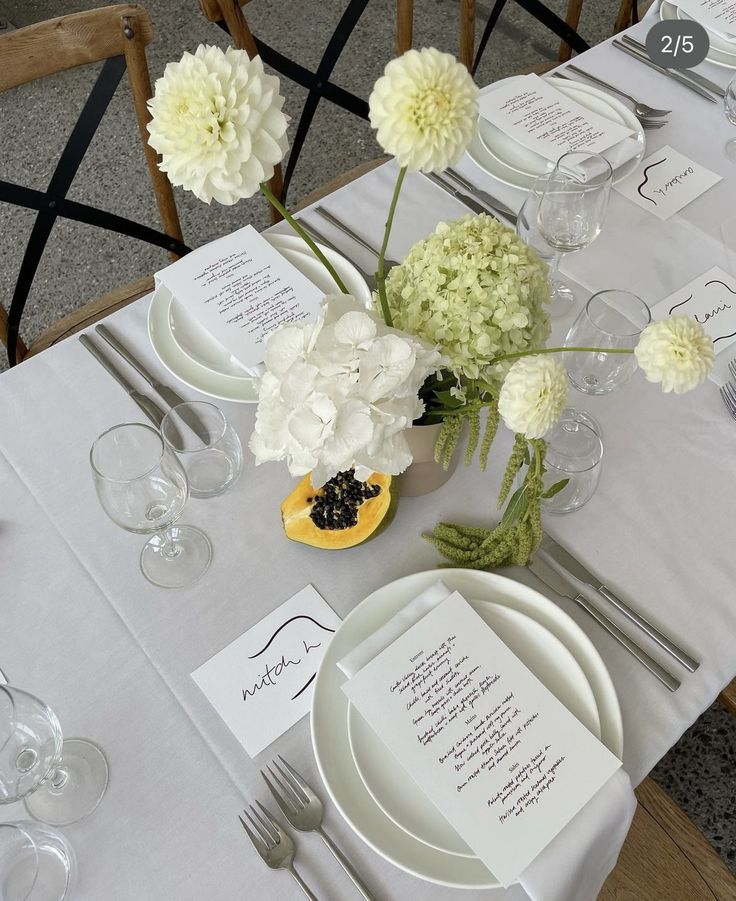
[
  {"x1": 148, "y1": 233, "x2": 371, "y2": 403},
  {"x1": 664, "y1": 1, "x2": 736, "y2": 67},
  {"x1": 348, "y1": 599, "x2": 601, "y2": 859},
  {"x1": 468, "y1": 79, "x2": 645, "y2": 190},
  {"x1": 311, "y1": 569, "x2": 624, "y2": 890},
  {"x1": 168, "y1": 233, "x2": 372, "y2": 378}
]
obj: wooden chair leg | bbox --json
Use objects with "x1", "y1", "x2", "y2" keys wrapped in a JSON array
[
  {"x1": 718, "y1": 679, "x2": 736, "y2": 718},
  {"x1": 460, "y1": 0, "x2": 476, "y2": 70},
  {"x1": 0, "y1": 304, "x2": 28, "y2": 364},
  {"x1": 396, "y1": 0, "x2": 413, "y2": 55},
  {"x1": 614, "y1": 0, "x2": 636, "y2": 33},
  {"x1": 558, "y1": 0, "x2": 584, "y2": 62}
]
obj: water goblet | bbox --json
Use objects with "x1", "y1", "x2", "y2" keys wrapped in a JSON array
[
  {"x1": 724, "y1": 72, "x2": 736, "y2": 161},
  {"x1": 160, "y1": 402, "x2": 243, "y2": 498},
  {"x1": 564, "y1": 289, "x2": 651, "y2": 395},
  {"x1": 90, "y1": 422, "x2": 212, "y2": 588},
  {"x1": 517, "y1": 175, "x2": 567, "y2": 319},
  {"x1": 0, "y1": 684, "x2": 107, "y2": 826},
  {"x1": 0, "y1": 822, "x2": 76, "y2": 901},
  {"x1": 542, "y1": 408, "x2": 603, "y2": 514},
  {"x1": 537, "y1": 152, "x2": 613, "y2": 315}
]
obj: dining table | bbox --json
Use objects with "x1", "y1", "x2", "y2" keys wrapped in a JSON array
[{"x1": 2, "y1": 6, "x2": 736, "y2": 899}]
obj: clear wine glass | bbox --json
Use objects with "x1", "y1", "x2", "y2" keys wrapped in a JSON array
[
  {"x1": 541, "y1": 408, "x2": 603, "y2": 514},
  {"x1": 0, "y1": 822, "x2": 76, "y2": 901},
  {"x1": 537, "y1": 152, "x2": 613, "y2": 315},
  {"x1": 90, "y1": 422, "x2": 212, "y2": 589},
  {"x1": 565, "y1": 289, "x2": 651, "y2": 395},
  {"x1": 724, "y1": 72, "x2": 736, "y2": 161},
  {"x1": 0, "y1": 684, "x2": 107, "y2": 827},
  {"x1": 517, "y1": 175, "x2": 567, "y2": 319}
]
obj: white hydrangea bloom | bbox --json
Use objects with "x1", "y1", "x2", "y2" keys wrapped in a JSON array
[
  {"x1": 498, "y1": 356, "x2": 568, "y2": 439},
  {"x1": 635, "y1": 316, "x2": 714, "y2": 394},
  {"x1": 369, "y1": 48, "x2": 479, "y2": 173},
  {"x1": 382, "y1": 214, "x2": 550, "y2": 382},
  {"x1": 249, "y1": 295, "x2": 444, "y2": 486},
  {"x1": 147, "y1": 46, "x2": 288, "y2": 204}
]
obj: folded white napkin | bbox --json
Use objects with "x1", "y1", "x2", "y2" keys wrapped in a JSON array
[{"x1": 339, "y1": 580, "x2": 637, "y2": 901}]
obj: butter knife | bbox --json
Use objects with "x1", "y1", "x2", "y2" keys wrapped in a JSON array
[
  {"x1": 621, "y1": 34, "x2": 725, "y2": 98},
  {"x1": 539, "y1": 534, "x2": 699, "y2": 672},
  {"x1": 79, "y1": 334, "x2": 165, "y2": 428},
  {"x1": 612, "y1": 39, "x2": 718, "y2": 103},
  {"x1": 444, "y1": 167, "x2": 519, "y2": 224},
  {"x1": 425, "y1": 170, "x2": 494, "y2": 217},
  {"x1": 95, "y1": 324, "x2": 209, "y2": 442},
  {"x1": 528, "y1": 556, "x2": 681, "y2": 692}
]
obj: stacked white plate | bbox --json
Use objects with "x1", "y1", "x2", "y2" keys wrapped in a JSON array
[
  {"x1": 467, "y1": 77, "x2": 645, "y2": 191},
  {"x1": 147, "y1": 233, "x2": 372, "y2": 403},
  {"x1": 661, "y1": 0, "x2": 736, "y2": 68},
  {"x1": 311, "y1": 569, "x2": 624, "y2": 890}
]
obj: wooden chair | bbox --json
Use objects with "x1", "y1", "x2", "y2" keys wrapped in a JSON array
[{"x1": 0, "y1": 4, "x2": 188, "y2": 366}]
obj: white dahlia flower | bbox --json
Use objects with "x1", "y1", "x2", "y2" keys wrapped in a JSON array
[
  {"x1": 368, "y1": 47, "x2": 479, "y2": 173},
  {"x1": 498, "y1": 356, "x2": 568, "y2": 439},
  {"x1": 635, "y1": 316, "x2": 714, "y2": 394},
  {"x1": 147, "y1": 45, "x2": 288, "y2": 205}
]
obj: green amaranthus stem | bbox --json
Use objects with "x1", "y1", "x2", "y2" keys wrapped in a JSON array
[
  {"x1": 376, "y1": 166, "x2": 407, "y2": 327},
  {"x1": 491, "y1": 345, "x2": 634, "y2": 365},
  {"x1": 259, "y1": 182, "x2": 348, "y2": 294}
]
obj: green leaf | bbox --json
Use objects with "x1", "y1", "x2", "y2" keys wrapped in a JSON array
[
  {"x1": 541, "y1": 478, "x2": 569, "y2": 499},
  {"x1": 500, "y1": 483, "x2": 530, "y2": 529}
]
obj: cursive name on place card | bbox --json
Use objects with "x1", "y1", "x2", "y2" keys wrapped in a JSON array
[
  {"x1": 651, "y1": 265, "x2": 736, "y2": 358},
  {"x1": 156, "y1": 225, "x2": 324, "y2": 371},
  {"x1": 343, "y1": 592, "x2": 621, "y2": 887},
  {"x1": 192, "y1": 586, "x2": 341, "y2": 757},
  {"x1": 614, "y1": 146, "x2": 721, "y2": 221}
]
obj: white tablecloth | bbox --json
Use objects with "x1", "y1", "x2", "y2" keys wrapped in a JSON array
[{"x1": 2, "y1": 11, "x2": 736, "y2": 899}]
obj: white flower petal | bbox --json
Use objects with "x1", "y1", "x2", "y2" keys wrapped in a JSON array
[
  {"x1": 498, "y1": 356, "x2": 568, "y2": 439},
  {"x1": 635, "y1": 316, "x2": 714, "y2": 394}
]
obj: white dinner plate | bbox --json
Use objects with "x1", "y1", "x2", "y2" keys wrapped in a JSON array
[
  {"x1": 348, "y1": 599, "x2": 601, "y2": 858},
  {"x1": 468, "y1": 79, "x2": 645, "y2": 190},
  {"x1": 148, "y1": 233, "x2": 371, "y2": 403},
  {"x1": 168, "y1": 233, "x2": 372, "y2": 379},
  {"x1": 663, "y1": 1, "x2": 736, "y2": 67},
  {"x1": 311, "y1": 569, "x2": 623, "y2": 889}
]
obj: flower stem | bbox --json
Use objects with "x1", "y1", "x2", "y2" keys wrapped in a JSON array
[
  {"x1": 491, "y1": 345, "x2": 634, "y2": 365},
  {"x1": 259, "y1": 183, "x2": 348, "y2": 294},
  {"x1": 376, "y1": 166, "x2": 407, "y2": 327}
]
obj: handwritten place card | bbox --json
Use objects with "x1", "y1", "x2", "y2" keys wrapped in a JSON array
[
  {"x1": 478, "y1": 74, "x2": 636, "y2": 164},
  {"x1": 614, "y1": 146, "x2": 721, "y2": 221},
  {"x1": 343, "y1": 592, "x2": 621, "y2": 887},
  {"x1": 652, "y1": 265, "x2": 736, "y2": 359},
  {"x1": 156, "y1": 225, "x2": 324, "y2": 371},
  {"x1": 192, "y1": 586, "x2": 340, "y2": 757}
]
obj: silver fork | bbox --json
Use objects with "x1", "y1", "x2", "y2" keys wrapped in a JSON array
[
  {"x1": 720, "y1": 379, "x2": 736, "y2": 421},
  {"x1": 238, "y1": 802, "x2": 319, "y2": 900},
  {"x1": 262, "y1": 756, "x2": 377, "y2": 901},
  {"x1": 297, "y1": 218, "x2": 378, "y2": 292},
  {"x1": 552, "y1": 72, "x2": 666, "y2": 128},
  {"x1": 314, "y1": 206, "x2": 399, "y2": 269},
  {"x1": 561, "y1": 64, "x2": 671, "y2": 118},
  {"x1": 728, "y1": 358, "x2": 736, "y2": 383}
]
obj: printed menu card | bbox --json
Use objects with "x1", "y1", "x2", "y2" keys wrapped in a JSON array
[
  {"x1": 478, "y1": 74, "x2": 636, "y2": 165},
  {"x1": 676, "y1": 0, "x2": 736, "y2": 37},
  {"x1": 156, "y1": 225, "x2": 323, "y2": 372},
  {"x1": 343, "y1": 591, "x2": 621, "y2": 887}
]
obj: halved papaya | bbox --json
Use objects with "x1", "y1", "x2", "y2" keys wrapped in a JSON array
[{"x1": 281, "y1": 470, "x2": 397, "y2": 549}]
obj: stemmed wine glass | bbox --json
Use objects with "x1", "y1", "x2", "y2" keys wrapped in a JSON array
[
  {"x1": 90, "y1": 422, "x2": 212, "y2": 589},
  {"x1": 517, "y1": 175, "x2": 565, "y2": 319},
  {"x1": 537, "y1": 151, "x2": 614, "y2": 316},
  {"x1": 724, "y1": 73, "x2": 736, "y2": 161},
  {"x1": 0, "y1": 684, "x2": 108, "y2": 827}
]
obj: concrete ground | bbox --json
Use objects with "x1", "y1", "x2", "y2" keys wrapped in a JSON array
[{"x1": 1, "y1": 0, "x2": 734, "y2": 876}]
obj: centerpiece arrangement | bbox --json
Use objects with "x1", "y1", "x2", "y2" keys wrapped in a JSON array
[{"x1": 147, "y1": 43, "x2": 715, "y2": 565}]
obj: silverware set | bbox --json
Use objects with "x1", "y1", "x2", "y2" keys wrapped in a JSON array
[
  {"x1": 553, "y1": 67, "x2": 670, "y2": 129},
  {"x1": 241, "y1": 756, "x2": 376, "y2": 900},
  {"x1": 529, "y1": 534, "x2": 699, "y2": 692},
  {"x1": 719, "y1": 358, "x2": 736, "y2": 419}
]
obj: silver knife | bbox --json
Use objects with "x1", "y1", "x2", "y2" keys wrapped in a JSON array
[
  {"x1": 612, "y1": 39, "x2": 718, "y2": 103},
  {"x1": 95, "y1": 324, "x2": 209, "y2": 442},
  {"x1": 621, "y1": 34, "x2": 725, "y2": 98},
  {"x1": 540, "y1": 534, "x2": 699, "y2": 673},
  {"x1": 79, "y1": 334, "x2": 166, "y2": 428},
  {"x1": 297, "y1": 219, "x2": 377, "y2": 292},
  {"x1": 425, "y1": 171, "x2": 494, "y2": 217},
  {"x1": 445, "y1": 167, "x2": 519, "y2": 224},
  {"x1": 528, "y1": 556, "x2": 681, "y2": 692}
]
